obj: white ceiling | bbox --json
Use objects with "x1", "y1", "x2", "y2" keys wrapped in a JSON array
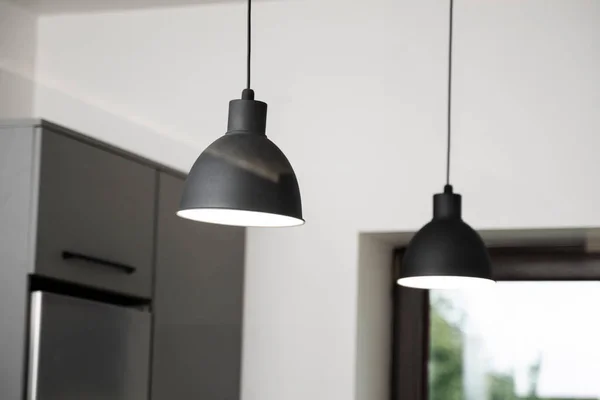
[{"x1": 7, "y1": 0, "x2": 230, "y2": 14}]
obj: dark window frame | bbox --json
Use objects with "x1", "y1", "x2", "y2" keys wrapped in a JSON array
[{"x1": 390, "y1": 245, "x2": 600, "y2": 400}]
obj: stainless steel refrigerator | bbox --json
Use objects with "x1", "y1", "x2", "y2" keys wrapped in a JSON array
[{"x1": 26, "y1": 291, "x2": 151, "y2": 400}]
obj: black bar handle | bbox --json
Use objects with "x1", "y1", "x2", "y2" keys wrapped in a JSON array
[{"x1": 62, "y1": 251, "x2": 136, "y2": 275}]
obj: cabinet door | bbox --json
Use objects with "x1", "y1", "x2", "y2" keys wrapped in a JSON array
[
  {"x1": 35, "y1": 129, "x2": 156, "y2": 299},
  {"x1": 28, "y1": 292, "x2": 151, "y2": 400},
  {"x1": 152, "y1": 172, "x2": 245, "y2": 400}
]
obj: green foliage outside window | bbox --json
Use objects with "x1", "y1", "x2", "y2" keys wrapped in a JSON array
[{"x1": 429, "y1": 296, "x2": 584, "y2": 400}]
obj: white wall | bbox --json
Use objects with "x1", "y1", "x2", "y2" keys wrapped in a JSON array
[
  {"x1": 33, "y1": 1, "x2": 600, "y2": 400},
  {"x1": 0, "y1": 1, "x2": 37, "y2": 118}
]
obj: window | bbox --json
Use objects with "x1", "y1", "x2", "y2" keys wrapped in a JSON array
[
  {"x1": 429, "y1": 282, "x2": 600, "y2": 400},
  {"x1": 391, "y1": 245, "x2": 600, "y2": 400}
]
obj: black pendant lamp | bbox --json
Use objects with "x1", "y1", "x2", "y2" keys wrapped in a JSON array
[
  {"x1": 397, "y1": 0, "x2": 494, "y2": 289},
  {"x1": 178, "y1": 0, "x2": 304, "y2": 227}
]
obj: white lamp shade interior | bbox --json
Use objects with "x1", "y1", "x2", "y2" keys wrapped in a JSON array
[
  {"x1": 397, "y1": 276, "x2": 496, "y2": 290},
  {"x1": 177, "y1": 208, "x2": 305, "y2": 228}
]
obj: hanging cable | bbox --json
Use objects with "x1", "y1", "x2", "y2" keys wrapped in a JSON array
[
  {"x1": 446, "y1": 0, "x2": 454, "y2": 186},
  {"x1": 247, "y1": 0, "x2": 252, "y2": 90}
]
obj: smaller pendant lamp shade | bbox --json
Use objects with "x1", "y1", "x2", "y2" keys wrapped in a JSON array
[
  {"x1": 178, "y1": 90, "x2": 304, "y2": 227},
  {"x1": 397, "y1": 0, "x2": 494, "y2": 289},
  {"x1": 397, "y1": 186, "x2": 494, "y2": 289}
]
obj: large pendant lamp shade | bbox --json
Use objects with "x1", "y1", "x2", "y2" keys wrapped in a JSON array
[
  {"x1": 178, "y1": 0, "x2": 304, "y2": 227},
  {"x1": 397, "y1": 0, "x2": 494, "y2": 289}
]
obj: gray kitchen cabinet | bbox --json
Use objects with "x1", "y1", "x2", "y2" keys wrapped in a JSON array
[
  {"x1": 151, "y1": 172, "x2": 246, "y2": 400},
  {"x1": 35, "y1": 127, "x2": 156, "y2": 299},
  {"x1": 0, "y1": 120, "x2": 157, "y2": 299},
  {"x1": 0, "y1": 119, "x2": 246, "y2": 400},
  {"x1": 0, "y1": 123, "x2": 40, "y2": 400},
  {"x1": 0, "y1": 119, "x2": 161, "y2": 400}
]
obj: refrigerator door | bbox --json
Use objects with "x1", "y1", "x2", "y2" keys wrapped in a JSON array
[{"x1": 27, "y1": 291, "x2": 151, "y2": 400}]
